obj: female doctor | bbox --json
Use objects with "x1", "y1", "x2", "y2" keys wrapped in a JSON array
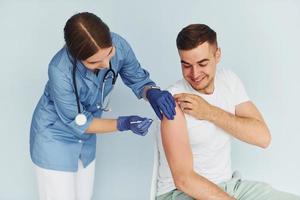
[{"x1": 30, "y1": 12, "x2": 175, "y2": 200}]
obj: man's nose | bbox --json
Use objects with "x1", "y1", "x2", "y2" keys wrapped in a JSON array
[{"x1": 191, "y1": 66, "x2": 200, "y2": 78}]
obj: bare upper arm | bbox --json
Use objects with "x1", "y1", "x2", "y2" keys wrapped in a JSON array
[{"x1": 161, "y1": 103, "x2": 194, "y2": 176}]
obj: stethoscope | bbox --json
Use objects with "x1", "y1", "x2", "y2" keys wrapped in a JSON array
[{"x1": 67, "y1": 50, "x2": 118, "y2": 126}]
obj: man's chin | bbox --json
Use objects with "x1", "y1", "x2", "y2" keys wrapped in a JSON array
[
  {"x1": 191, "y1": 83, "x2": 206, "y2": 91},
  {"x1": 189, "y1": 80, "x2": 212, "y2": 93}
]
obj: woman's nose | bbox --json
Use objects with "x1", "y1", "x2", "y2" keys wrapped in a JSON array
[{"x1": 99, "y1": 60, "x2": 110, "y2": 69}]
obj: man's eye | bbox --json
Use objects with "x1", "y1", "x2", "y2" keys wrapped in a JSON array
[
  {"x1": 183, "y1": 65, "x2": 191, "y2": 68},
  {"x1": 199, "y1": 63, "x2": 208, "y2": 67}
]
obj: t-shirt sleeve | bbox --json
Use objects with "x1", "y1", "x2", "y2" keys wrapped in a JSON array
[
  {"x1": 166, "y1": 80, "x2": 184, "y2": 96},
  {"x1": 167, "y1": 87, "x2": 177, "y2": 96},
  {"x1": 227, "y1": 70, "x2": 250, "y2": 106}
]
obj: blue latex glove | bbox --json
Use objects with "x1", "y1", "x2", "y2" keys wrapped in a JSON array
[
  {"x1": 146, "y1": 88, "x2": 176, "y2": 120},
  {"x1": 117, "y1": 115, "x2": 153, "y2": 136}
]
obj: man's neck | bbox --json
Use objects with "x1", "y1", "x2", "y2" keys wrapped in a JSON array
[{"x1": 197, "y1": 79, "x2": 215, "y2": 95}]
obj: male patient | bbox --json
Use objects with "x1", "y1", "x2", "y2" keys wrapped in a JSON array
[{"x1": 156, "y1": 24, "x2": 300, "y2": 200}]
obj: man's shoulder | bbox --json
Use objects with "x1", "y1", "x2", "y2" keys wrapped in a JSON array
[
  {"x1": 216, "y1": 67, "x2": 241, "y2": 86},
  {"x1": 216, "y1": 67, "x2": 237, "y2": 79},
  {"x1": 216, "y1": 67, "x2": 249, "y2": 104}
]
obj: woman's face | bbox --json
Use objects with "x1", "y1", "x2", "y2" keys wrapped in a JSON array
[{"x1": 82, "y1": 46, "x2": 115, "y2": 71}]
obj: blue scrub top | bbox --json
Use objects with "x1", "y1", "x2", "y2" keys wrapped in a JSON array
[{"x1": 30, "y1": 32, "x2": 156, "y2": 172}]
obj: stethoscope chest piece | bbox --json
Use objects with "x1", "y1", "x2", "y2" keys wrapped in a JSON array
[{"x1": 75, "y1": 113, "x2": 87, "y2": 126}]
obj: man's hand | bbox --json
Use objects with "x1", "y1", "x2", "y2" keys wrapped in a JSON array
[{"x1": 174, "y1": 93, "x2": 213, "y2": 120}]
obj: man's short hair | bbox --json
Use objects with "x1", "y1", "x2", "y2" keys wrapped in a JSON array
[{"x1": 176, "y1": 24, "x2": 217, "y2": 50}]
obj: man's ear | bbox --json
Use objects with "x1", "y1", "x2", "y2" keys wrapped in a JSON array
[{"x1": 215, "y1": 47, "x2": 221, "y2": 63}]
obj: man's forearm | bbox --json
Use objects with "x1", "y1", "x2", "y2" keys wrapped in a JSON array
[
  {"x1": 175, "y1": 171, "x2": 234, "y2": 200},
  {"x1": 207, "y1": 106, "x2": 270, "y2": 148}
]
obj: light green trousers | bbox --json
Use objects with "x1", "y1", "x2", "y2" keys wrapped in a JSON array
[{"x1": 156, "y1": 177, "x2": 300, "y2": 200}]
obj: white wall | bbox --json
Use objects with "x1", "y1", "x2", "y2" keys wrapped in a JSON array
[{"x1": 0, "y1": 0, "x2": 299, "y2": 199}]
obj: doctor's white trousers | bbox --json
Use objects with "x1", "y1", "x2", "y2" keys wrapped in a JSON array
[{"x1": 35, "y1": 160, "x2": 95, "y2": 200}]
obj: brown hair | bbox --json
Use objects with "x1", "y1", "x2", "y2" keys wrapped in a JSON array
[
  {"x1": 64, "y1": 12, "x2": 112, "y2": 60},
  {"x1": 176, "y1": 24, "x2": 217, "y2": 50}
]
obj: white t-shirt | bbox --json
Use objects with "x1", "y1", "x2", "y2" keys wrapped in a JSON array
[{"x1": 156, "y1": 67, "x2": 250, "y2": 196}]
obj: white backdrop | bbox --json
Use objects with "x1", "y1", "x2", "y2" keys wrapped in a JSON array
[{"x1": 0, "y1": 0, "x2": 299, "y2": 199}]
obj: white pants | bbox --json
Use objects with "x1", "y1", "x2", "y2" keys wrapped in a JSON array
[{"x1": 35, "y1": 160, "x2": 95, "y2": 200}]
